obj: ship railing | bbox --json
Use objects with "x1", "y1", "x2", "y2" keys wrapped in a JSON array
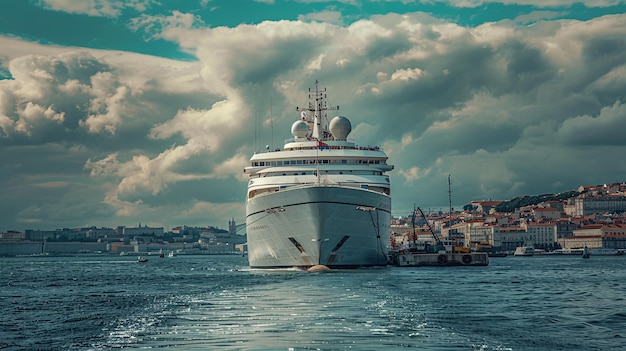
[
  {"x1": 276, "y1": 179, "x2": 349, "y2": 191},
  {"x1": 284, "y1": 137, "x2": 383, "y2": 151},
  {"x1": 285, "y1": 137, "x2": 357, "y2": 144},
  {"x1": 278, "y1": 179, "x2": 392, "y2": 193}
]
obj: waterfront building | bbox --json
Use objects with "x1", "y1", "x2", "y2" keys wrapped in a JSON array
[
  {"x1": 555, "y1": 219, "x2": 577, "y2": 238},
  {"x1": 110, "y1": 242, "x2": 135, "y2": 253},
  {"x1": 0, "y1": 230, "x2": 25, "y2": 240},
  {"x1": 459, "y1": 220, "x2": 495, "y2": 246},
  {"x1": 45, "y1": 242, "x2": 108, "y2": 254},
  {"x1": 25, "y1": 229, "x2": 60, "y2": 241},
  {"x1": 0, "y1": 241, "x2": 43, "y2": 256},
  {"x1": 559, "y1": 224, "x2": 626, "y2": 250},
  {"x1": 526, "y1": 222, "x2": 558, "y2": 250},
  {"x1": 493, "y1": 227, "x2": 530, "y2": 251},
  {"x1": 84, "y1": 227, "x2": 116, "y2": 239},
  {"x1": 23, "y1": 228, "x2": 102, "y2": 241},
  {"x1": 0, "y1": 240, "x2": 109, "y2": 256},
  {"x1": 122, "y1": 225, "x2": 165, "y2": 236},
  {"x1": 134, "y1": 242, "x2": 187, "y2": 254},
  {"x1": 201, "y1": 231, "x2": 246, "y2": 246},
  {"x1": 567, "y1": 195, "x2": 626, "y2": 217}
]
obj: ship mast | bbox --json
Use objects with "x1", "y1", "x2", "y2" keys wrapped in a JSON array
[
  {"x1": 448, "y1": 174, "x2": 453, "y2": 230},
  {"x1": 297, "y1": 80, "x2": 339, "y2": 141}
]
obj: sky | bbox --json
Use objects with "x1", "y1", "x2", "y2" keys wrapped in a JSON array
[{"x1": 1, "y1": 0, "x2": 626, "y2": 232}]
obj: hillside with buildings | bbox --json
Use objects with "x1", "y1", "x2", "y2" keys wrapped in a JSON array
[
  {"x1": 392, "y1": 182, "x2": 626, "y2": 253},
  {"x1": 3, "y1": 183, "x2": 626, "y2": 257},
  {"x1": 0, "y1": 219, "x2": 245, "y2": 257}
]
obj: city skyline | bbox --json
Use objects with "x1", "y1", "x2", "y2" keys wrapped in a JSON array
[{"x1": 2, "y1": 1, "x2": 626, "y2": 231}]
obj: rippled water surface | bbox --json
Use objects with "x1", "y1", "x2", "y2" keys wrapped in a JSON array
[{"x1": 1, "y1": 254, "x2": 625, "y2": 350}]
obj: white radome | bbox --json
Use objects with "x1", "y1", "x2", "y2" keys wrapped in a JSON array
[
  {"x1": 329, "y1": 116, "x2": 351, "y2": 140},
  {"x1": 291, "y1": 120, "x2": 309, "y2": 138}
]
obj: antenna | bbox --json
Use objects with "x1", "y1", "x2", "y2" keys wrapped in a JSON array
[
  {"x1": 448, "y1": 174, "x2": 453, "y2": 230},
  {"x1": 412, "y1": 203, "x2": 416, "y2": 247},
  {"x1": 316, "y1": 146, "x2": 320, "y2": 185},
  {"x1": 270, "y1": 96, "x2": 274, "y2": 150},
  {"x1": 296, "y1": 80, "x2": 338, "y2": 140},
  {"x1": 254, "y1": 108, "x2": 258, "y2": 153}
]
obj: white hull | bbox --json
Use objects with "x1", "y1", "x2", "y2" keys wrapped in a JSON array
[
  {"x1": 588, "y1": 248, "x2": 625, "y2": 256},
  {"x1": 246, "y1": 185, "x2": 390, "y2": 268}
]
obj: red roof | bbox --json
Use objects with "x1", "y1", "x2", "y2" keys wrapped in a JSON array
[
  {"x1": 471, "y1": 201, "x2": 502, "y2": 206},
  {"x1": 579, "y1": 225, "x2": 603, "y2": 230},
  {"x1": 565, "y1": 235, "x2": 602, "y2": 239},
  {"x1": 527, "y1": 222, "x2": 555, "y2": 227}
]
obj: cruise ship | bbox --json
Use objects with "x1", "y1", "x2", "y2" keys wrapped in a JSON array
[{"x1": 244, "y1": 81, "x2": 393, "y2": 269}]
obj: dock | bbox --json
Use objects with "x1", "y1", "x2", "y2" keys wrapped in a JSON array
[{"x1": 389, "y1": 205, "x2": 489, "y2": 267}]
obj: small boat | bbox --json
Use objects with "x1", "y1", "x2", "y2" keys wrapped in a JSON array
[
  {"x1": 582, "y1": 246, "x2": 590, "y2": 259},
  {"x1": 137, "y1": 256, "x2": 148, "y2": 262},
  {"x1": 514, "y1": 246, "x2": 534, "y2": 256},
  {"x1": 551, "y1": 248, "x2": 584, "y2": 255},
  {"x1": 588, "y1": 247, "x2": 624, "y2": 256}
]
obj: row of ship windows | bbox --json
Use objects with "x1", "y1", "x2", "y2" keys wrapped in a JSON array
[
  {"x1": 252, "y1": 159, "x2": 384, "y2": 167},
  {"x1": 258, "y1": 170, "x2": 386, "y2": 177}
]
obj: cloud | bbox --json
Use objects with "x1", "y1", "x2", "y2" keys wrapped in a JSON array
[
  {"x1": 390, "y1": 68, "x2": 425, "y2": 81},
  {"x1": 556, "y1": 101, "x2": 626, "y2": 145},
  {"x1": 37, "y1": 0, "x2": 158, "y2": 17},
  {"x1": 429, "y1": 0, "x2": 625, "y2": 8},
  {"x1": 149, "y1": 97, "x2": 247, "y2": 151},
  {"x1": 399, "y1": 166, "x2": 432, "y2": 184},
  {"x1": 3, "y1": 7, "x2": 626, "y2": 229},
  {"x1": 0, "y1": 43, "x2": 245, "y2": 229},
  {"x1": 298, "y1": 10, "x2": 345, "y2": 25},
  {"x1": 1, "y1": 51, "x2": 117, "y2": 138},
  {"x1": 129, "y1": 10, "x2": 205, "y2": 41}
]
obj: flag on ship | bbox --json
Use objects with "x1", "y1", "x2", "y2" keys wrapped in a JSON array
[{"x1": 317, "y1": 140, "x2": 329, "y2": 149}]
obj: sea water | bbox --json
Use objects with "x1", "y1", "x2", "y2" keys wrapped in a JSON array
[{"x1": 1, "y1": 254, "x2": 625, "y2": 350}]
